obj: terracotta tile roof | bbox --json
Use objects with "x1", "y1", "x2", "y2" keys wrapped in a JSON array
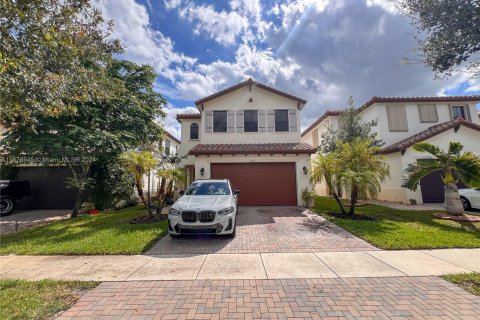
[
  {"x1": 176, "y1": 113, "x2": 201, "y2": 122},
  {"x1": 194, "y1": 78, "x2": 307, "y2": 110},
  {"x1": 301, "y1": 110, "x2": 343, "y2": 137},
  {"x1": 189, "y1": 143, "x2": 317, "y2": 156},
  {"x1": 360, "y1": 95, "x2": 480, "y2": 112},
  {"x1": 164, "y1": 131, "x2": 181, "y2": 145},
  {"x1": 380, "y1": 118, "x2": 480, "y2": 154}
]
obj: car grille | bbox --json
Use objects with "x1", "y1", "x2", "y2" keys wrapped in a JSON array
[{"x1": 181, "y1": 210, "x2": 216, "y2": 223}]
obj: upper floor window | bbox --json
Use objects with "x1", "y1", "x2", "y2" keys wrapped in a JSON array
[
  {"x1": 386, "y1": 105, "x2": 408, "y2": 132},
  {"x1": 244, "y1": 110, "x2": 258, "y2": 132},
  {"x1": 190, "y1": 123, "x2": 199, "y2": 139},
  {"x1": 275, "y1": 110, "x2": 289, "y2": 132},
  {"x1": 418, "y1": 104, "x2": 438, "y2": 123},
  {"x1": 165, "y1": 139, "x2": 171, "y2": 155},
  {"x1": 213, "y1": 111, "x2": 227, "y2": 132},
  {"x1": 452, "y1": 105, "x2": 466, "y2": 119}
]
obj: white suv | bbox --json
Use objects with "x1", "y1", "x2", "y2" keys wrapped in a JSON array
[{"x1": 168, "y1": 179, "x2": 239, "y2": 238}]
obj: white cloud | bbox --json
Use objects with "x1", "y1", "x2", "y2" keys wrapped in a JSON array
[{"x1": 365, "y1": 0, "x2": 398, "y2": 14}]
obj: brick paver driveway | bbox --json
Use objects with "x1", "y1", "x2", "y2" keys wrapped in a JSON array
[
  {"x1": 59, "y1": 277, "x2": 480, "y2": 319},
  {"x1": 147, "y1": 206, "x2": 376, "y2": 255}
]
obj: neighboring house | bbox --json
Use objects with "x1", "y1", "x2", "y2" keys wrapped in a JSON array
[
  {"x1": 143, "y1": 131, "x2": 181, "y2": 196},
  {"x1": 176, "y1": 78, "x2": 316, "y2": 206},
  {"x1": 302, "y1": 96, "x2": 480, "y2": 204}
]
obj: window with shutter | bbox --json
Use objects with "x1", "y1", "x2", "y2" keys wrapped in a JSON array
[
  {"x1": 213, "y1": 111, "x2": 227, "y2": 132},
  {"x1": 386, "y1": 105, "x2": 408, "y2": 132},
  {"x1": 452, "y1": 106, "x2": 466, "y2": 119},
  {"x1": 274, "y1": 110, "x2": 289, "y2": 132},
  {"x1": 418, "y1": 104, "x2": 438, "y2": 123},
  {"x1": 244, "y1": 110, "x2": 258, "y2": 132}
]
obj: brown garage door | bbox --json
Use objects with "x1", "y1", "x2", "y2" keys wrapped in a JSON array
[
  {"x1": 210, "y1": 162, "x2": 297, "y2": 206},
  {"x1": 15, "y1": 167, "x2": 76, "y2": 209}
]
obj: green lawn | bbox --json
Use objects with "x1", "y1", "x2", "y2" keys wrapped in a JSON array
[
  {"x1": 443, "y1": 273, "x2": 480, "y2": 296},
  {"x1": 313, "y1": 196, "x2": 480, "y2": 249},
  {"x1": 0, "y1": 279, "x2": 98, "y2": 320},
  {"x1": 0, "y1": 207, "x2": 168, "y2": 255}
]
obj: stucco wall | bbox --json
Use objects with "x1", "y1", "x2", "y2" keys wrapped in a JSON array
[
  {"x1": 360, "y1": 101, "x2": 480, "y2": 146},
  {"x1": 199, "y1": 85, "x2": 301, "y2": 144},
  {"x1": 192, "y1": 154, "x2": 312, "y2": 206},
  {"x1": 376, "y1": 125, "x2": 480, "y2": 203}
]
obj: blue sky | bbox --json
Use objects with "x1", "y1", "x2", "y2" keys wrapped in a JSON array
[{"x1": 97, "y1": 0, "x2": 480, "y2": 138}]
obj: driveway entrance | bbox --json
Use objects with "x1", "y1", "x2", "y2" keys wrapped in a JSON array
[{"x1": 147, "y1": 206, "x2": 376, "y2": 255}]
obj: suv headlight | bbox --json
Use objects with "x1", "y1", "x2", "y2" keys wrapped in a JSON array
[
  {"x1": 218, "y1": 207, "x2": 234, "y2": 215},
  {"x1": 169, "y1": 208, "x2": 181, "y2": 216}
]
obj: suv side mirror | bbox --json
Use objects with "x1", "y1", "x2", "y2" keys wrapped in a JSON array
[
  {"x1": 234, "y1": 189, "x2": 240, "y2": 195},
  {"x1": 179, "y1": 190, "x2": 185, "y2": 196}
]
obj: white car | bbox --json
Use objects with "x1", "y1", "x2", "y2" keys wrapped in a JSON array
[
  {"x1": 459, "y1": 188, "x2": 480, "y2": 210},
  {"x1": 168, "y1": 179, "x2": 239, "y2": 238}
]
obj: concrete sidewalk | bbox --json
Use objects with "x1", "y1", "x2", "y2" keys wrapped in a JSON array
[{"x1": 1, "y1": 248, "x2": 478, "y2": 281}]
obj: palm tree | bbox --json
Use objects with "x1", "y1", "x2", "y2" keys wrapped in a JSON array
[
  {"x1": 403, "y1": 141, "x2": 480, "y2": 215},
  {"x1": 156, "y1": 168, "x2": 186, "y2": 213},
  {"x1": 337, "y1": 138, "x2": 390, "y2": 215},
  {"x1": 310, "y1": 153, "x2": 346, "y2": 214},
  {"x1": 120, "y1": 151, "x2": 158, "y2": 208}
]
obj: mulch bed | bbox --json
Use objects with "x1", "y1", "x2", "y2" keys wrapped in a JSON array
[
  {"x1": 325, "y1": 211, "x2": 377, "y2": 221},
  {"x1": 432, "y1": 212, "x2": 480, "y2": 222},
  {"x1": 129, "y1": 214, "x2": 168, "y2": 224}
]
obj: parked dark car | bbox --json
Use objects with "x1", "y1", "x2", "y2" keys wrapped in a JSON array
[{"x1": 0, "y1": 180, "x2": 31, "y2": 216}]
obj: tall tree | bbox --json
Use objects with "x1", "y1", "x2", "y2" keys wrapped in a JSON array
[
  {"x1": 397, "y1": 0, "x2": 480, "y2": 78},
  {"x1": 403, "y1": 141, "x2": 480, "y2": 215},
  {"x1": 320, "y1": 97, "x2": 383, "y2": 153},
  {"x1": 1, "y1": 60, "x2": 166, "y2": 218},
  {"x1": 0, "y1": 0, "x2": 122, "y2": 125}
]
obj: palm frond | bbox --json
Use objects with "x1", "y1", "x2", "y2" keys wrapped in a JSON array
[
  {"x1": 448, "y1": 141, "x2": 464, "y2": 155},
  {"x1": 412, "y1": 142, "x2": 447, "y2": 161},
  {"x1": 453, "y1": 151, "x2": 480, "y2": 188},
  {"x1": 402, "y1": 162, "x2": 442, "y2": 191}
]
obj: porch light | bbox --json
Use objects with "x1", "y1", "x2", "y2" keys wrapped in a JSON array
[
  {"x1": 303, "y1": 166, "x2": 308, "y2": 175},
  {"x1": 200, "y1": 167, "x2": 205, "y2": 176}
]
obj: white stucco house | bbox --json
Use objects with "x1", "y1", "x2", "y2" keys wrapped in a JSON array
[
  {"x1": 301, "y1": 96, "x2": 480, "y2": 204},
  {"x1": 143, "y1": 131, "x2": 181, "y2": 195},
  {"x1": 176, "y1": 78, "x2": 315, "y2": 206}
]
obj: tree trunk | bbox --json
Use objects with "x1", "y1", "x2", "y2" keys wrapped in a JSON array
[
  {"x1": 349, "y1": 185, "x2": 358, "y2": 215},
  {"x1": 135, "y1": 181, "x2": 147, "y2": 207},
  {"x1": 71, "y1": 188, "x2": 83, "y2": 218},
  {"x1": 158, "y1": 180, "x2": 173, "y2": 214},
  {"x1": 332, "y1": 193, "x2": 346, "y2": 215},
  {"x1": 444, "y1": 183, "x2": 464, "y2": 215}
]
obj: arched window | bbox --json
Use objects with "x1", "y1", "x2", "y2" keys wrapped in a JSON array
[{"x1": 190, "y1": 123, "x2": 199, "y2": 140}]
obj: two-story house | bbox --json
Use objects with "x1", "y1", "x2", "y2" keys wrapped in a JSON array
[
  {"x1": 302, "y1": 96, "x2": 480, "y2": 204},
  {"x1": 176, "y1": 78, "x2": 316, "y2": 206}
]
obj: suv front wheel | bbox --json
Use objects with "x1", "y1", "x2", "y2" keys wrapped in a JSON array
[{"x1": 0, "y1": 196, "x2": 16, "y2": 217}]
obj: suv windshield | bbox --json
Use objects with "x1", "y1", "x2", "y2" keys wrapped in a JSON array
[{"x1": 186, "y1": 181, "x2": 231, "y2": 196}]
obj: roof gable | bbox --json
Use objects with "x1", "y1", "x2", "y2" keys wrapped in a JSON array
[
  {"x1": 380, "y1": 118, "x2": 480, "y2": 154},
  {"x1": 301, "y1": 110, "x2": 342, "y2": 137},
  {"x1": 194, "y1": 78, "x2": 307, "y2": 110}
]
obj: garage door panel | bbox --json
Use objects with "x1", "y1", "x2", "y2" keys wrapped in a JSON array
[{"x1": 211, "y1": 162, "x2": 297, "y2": 206}]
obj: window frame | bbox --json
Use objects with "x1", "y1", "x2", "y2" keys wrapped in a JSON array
[
  {"x1": 274, "y1": 109, "x2": 289, "y2": 132},
  {"x1": 417, "y1": 104, "x2": 438, "y2": 123},
  {"x1": 165, "y1": 139, "x2": 171, "y2": 155},
  {"x1": 386, "y1": 104, "x2": 409, "y2": 132},
  {"x1": 212, "y1": 110, "x2": 228, "y2": 133},
  {"x1": 189, "y1": 123, "x2": 199, "y2": 140},
  {"x1": 451, "y1": 105, "x2": 466, "y2": 120},
  {"x1": 243, "y1": 110, "x2": 259, "y2": 133}
]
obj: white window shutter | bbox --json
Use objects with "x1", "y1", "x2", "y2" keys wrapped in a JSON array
[
  {"x1": 267, "y1": 110, "x2": 274, "y2": 132},
  {"x1": 258, "y1": 110, "x2": 266, "y2": 132},
  {"x1": 288, "y1": 110, "x2": 297, "y2": 132},
  {"x1": 205, "y1": 110, "x2": 213, "y2": 133},
  {"x1": 236, "y1": 110, "x2": 244, "y2": 133},
  {"x1": 227, "y1": 110, "x2": 235, "y2": 133}
]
